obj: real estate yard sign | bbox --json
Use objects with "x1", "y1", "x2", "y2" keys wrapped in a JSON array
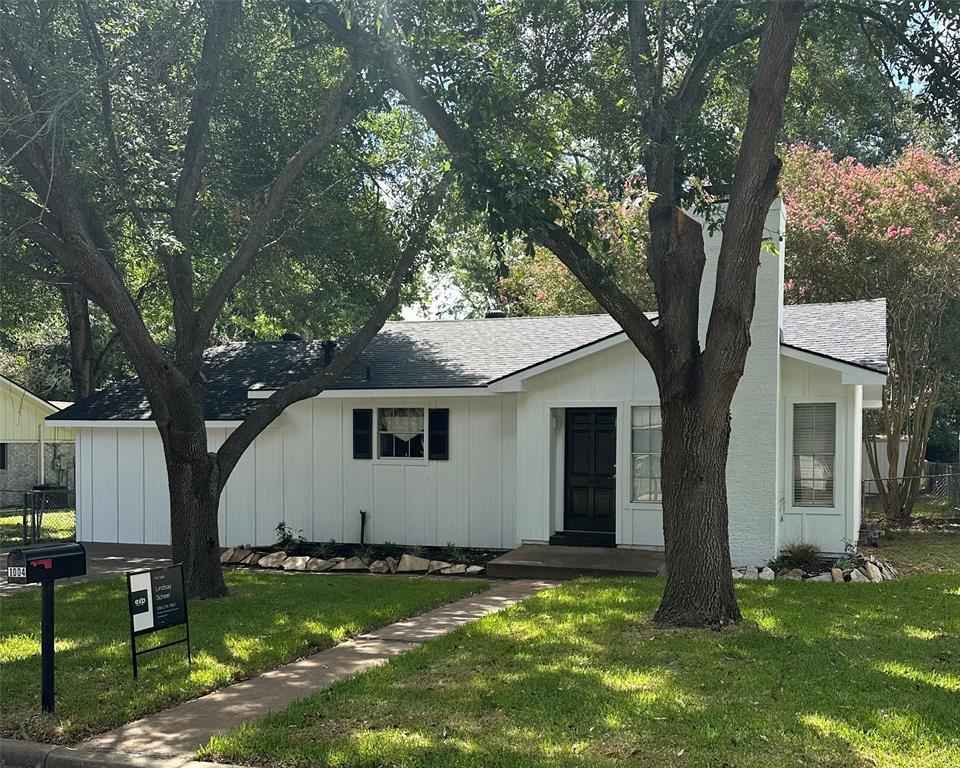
[{"x1": 126, "y1": 564, "x2": 191, "y2": 678}]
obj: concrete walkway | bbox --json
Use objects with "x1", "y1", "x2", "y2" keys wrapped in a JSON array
[
  {"x1": 0, "y1": 543, "x2": 170, "y2": 597},
  {"x1": 81, "y1": 579, "x2": 554, "y2": 762}
]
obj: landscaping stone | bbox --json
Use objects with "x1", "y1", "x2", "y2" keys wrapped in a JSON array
[
  {"x1": 331, "y1": 556, "x2": 368, "y2": 571},
  {"x1": 731, "y1": 568, "x2": 744, "y2": 579},
  {"x1": 466, "y1": 565, "x2": 485, "y2": 575},
  {"x1": 369, "y1": 559, "x2": 390, "y2": 574},
  {"x1": 282, "y1": 556, "x2": 310, "y2": 571},
  {"x1": 386, "y1": 556, "x2": 399, "y2": 573},
  {"x1": 743, "y1": 565, "x2": 759, "y2": 581},
  {"x1": 258, "y1": 551, "x2": 288, "y2": 569},
  {"x1": 441, "y1": 563, "x2": 468, "y2": 575},
  {"x1": 306, "y1": 557, "x2": 334, "y2": 572},
  {"x1": 219, "y1": 547, "x2": 237, "y2": 563},
  {"x1": 777, "y1": 568, "x2": 804, "y2": 580},
  {"x1": 759, "y1": 567, "x2": 775, "y2": 581},
  {"x1": 806, "y1": 572, "x2": 833, "y2": 582},
  {"x1": 241, "y1": 552, "x2": 264, "y2": 566},
  {"x1": 227, "y1": 548, "x2": 252, "y2": 564},
  {"x1": 865, "y1": 562, "x2": 884, "y2": 583},
  {"x1": 831, "y1": 567, "x2": 844, "y2": 583},
  {"x1": 848, "y1": 568, "x2": 870, "y2": 582},
  {"x1": 397, "y1": 554, "x2": 431, "y2": 573},
  {"x1": 427, "y1": 560, "x2": 452, "y2": 574}
]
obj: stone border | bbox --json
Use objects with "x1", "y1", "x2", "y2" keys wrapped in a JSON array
[
  {"x1": 219, "y1": 548, "x2": 485, "y2": 577},
  {"x1": 732, "y1": 552, "x2": 899, "y2": 583}
]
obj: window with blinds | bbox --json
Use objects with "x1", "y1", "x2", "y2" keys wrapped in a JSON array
[{"x1": 793, "y1": 403, "x2": 836, "y2": 506}]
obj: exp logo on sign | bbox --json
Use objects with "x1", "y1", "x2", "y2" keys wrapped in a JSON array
[{"x1": 129, "y1": 589, "x2": 149, "y2": 615}]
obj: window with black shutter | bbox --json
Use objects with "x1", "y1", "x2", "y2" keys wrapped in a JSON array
[
  {"x1": 0, "y1": 443, "x2": 6, "y2": 470},
  {"x1": 352, "y1": 409, "x2": 373, "y2": 459},
  {"x1": 428, "y1": 408, "x2": 450, "y2": 460}
]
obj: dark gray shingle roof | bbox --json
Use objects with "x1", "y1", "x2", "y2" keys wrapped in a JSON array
[
  {"x1": 781, "y1": 298, "x2": 888, "y2": 373},
  {"x1": 49, "y1": 299, "x2": 886, "y2": 422}
]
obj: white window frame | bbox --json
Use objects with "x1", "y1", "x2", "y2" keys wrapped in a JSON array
[
  {"x1": 789, "y1": 401, "x2": 839, "y2": 510},
  {"x1": 373, "y1": 405, "x2": 429, "y2": 465},
  {"x1": 630, "y1": 405, "x2": 663, "y2": 504}
]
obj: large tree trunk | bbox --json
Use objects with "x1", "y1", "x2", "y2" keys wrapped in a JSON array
[
  {"x1": 156, "y1": 381, "x2": 227, "y2": 599},
  {"x1": 655, "y1": 382, "x2": 741, "y2": 628},
  {"x1": 59, "y1": 284, "x2": 94, "y2": 400}
]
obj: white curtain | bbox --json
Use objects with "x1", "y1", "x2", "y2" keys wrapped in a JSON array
[{"x1": 379, "y1": 408, "x2": 423, "y2": 442}]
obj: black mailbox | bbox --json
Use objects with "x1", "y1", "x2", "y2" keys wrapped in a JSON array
[
  {"x1": 5, "y1": 542, "x2": 86, "y2": 713},
  {"x1": 6, "y1": 542, "x2": 86, "y2": 584}
]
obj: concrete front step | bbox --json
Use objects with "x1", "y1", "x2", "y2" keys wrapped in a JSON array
[{"x1": 486, "y1": 544, "x2": 663, "y2": 580}]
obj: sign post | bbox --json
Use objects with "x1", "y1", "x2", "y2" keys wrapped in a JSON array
[{"x1": 126, "y1": 564, "x2": 191, "y2": 678}]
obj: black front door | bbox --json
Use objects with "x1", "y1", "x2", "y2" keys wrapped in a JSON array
[{"x1": 563, "y1": 408, "x2": 616, "y2": 533}]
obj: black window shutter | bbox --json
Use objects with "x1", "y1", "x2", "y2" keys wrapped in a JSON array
[
  {"x1": 0, "y1": 443, "x2": 6, "y2": 470},
  {"x1": 353, "y1": 409, "x2": 373, "y2": 459},
  {"x1": 428, "y1": 409, "x2": 450, "y2": 460}
]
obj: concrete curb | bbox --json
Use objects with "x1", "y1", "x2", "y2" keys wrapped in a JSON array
[{"x1": 0, "y1": 740, "x2": 247, "y2": 768}]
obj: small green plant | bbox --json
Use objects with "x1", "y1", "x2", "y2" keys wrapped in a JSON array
[
  {"x1": 407, "y1": 544, "x2": 427, "y2": 558},
  {"x1": 833, "y1": 540, "x2": 858, "y2": 571},
  {"x1": 441, "y1": 541, "x2": 465, "y2": 564},
  {"x1": 379, "y1": 541, "x2": 403, "y2": 559},
  {"x1": 312, "y1": 539, "x2": 337, "y2": 559},
  {"x1": 274, "y1": 521, "x2": 304, "y2": 549},
  {"x1": 770, "y1": 541, "x2": 823, "y2": 571},
  {"x1": 356, "y1": 544, "x2": 378, "y2": 562}
]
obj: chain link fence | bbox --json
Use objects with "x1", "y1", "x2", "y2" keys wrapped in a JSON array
[
  {"x1": 0, "y1": 487, "x2": 76, "y2": 548},
  {"x1": 862, "y1": 471, "x2": 960, "y2": 527}
]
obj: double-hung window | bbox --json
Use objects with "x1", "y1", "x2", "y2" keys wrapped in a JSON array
[
  {"x1": 631, "y1": 406, "x2": 662, "y2": 502},
  {"x1": 378, "y1": 407, "x2": 425, "y2": 459},
  {"x1": 793, "y1": 403, "x2": 836, "y2": 506}
]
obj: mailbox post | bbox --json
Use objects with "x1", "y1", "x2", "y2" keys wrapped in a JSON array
[{"x1": 6, "y1": 542, "x2": 86, "y2": 713}]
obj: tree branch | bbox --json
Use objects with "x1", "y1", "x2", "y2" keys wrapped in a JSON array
[
  {"x1": 702, "y1": 0, "x2": 806, "y2": 389},
  {"x1": 315, "y1": 3, "x2": 662, "y2": 360},
  {"x1": 75, "y1": 0, "x2": 149, "y2": 238},
  {"x1": 190, "y1": 65, "x2": 362, "y2": 353},
  {"x1": 215, "y1": 179, "x2": 450, "y2": 486}
]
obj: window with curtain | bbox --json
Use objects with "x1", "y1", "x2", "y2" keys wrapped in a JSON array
[
  {"x1": 793, "y1": 403, "x2": 836, "y2": 506},
  {"x1": 631, "y1": 406, "x2": 662, "y2": 502},
  {"x1": 378, "y1": 407, "x2": 425, "y2": 458}
]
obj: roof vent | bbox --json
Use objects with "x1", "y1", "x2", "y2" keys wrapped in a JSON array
[
  {"x1": 484, "y1": 310, "x2": 507, "y2": 319},
  {"x1": 280, "y1": 331, "x2": 303, "y2": 341}
]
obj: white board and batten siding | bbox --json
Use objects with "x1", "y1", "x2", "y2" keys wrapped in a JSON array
[
  {"x1": 778, "y1": 357, "x2": 862, "y2": 555},
  {"x1": 75, "y1": 395, "x2": 518, "y2": 550}
]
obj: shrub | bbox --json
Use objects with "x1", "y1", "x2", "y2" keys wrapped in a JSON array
[{"x1": 771, "y1": 541, "x2": 823, "y2": 570}]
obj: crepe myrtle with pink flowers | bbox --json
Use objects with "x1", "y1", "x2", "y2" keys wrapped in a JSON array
[{"x1": 781, "y1": 144, "x2": 960, "y2": 525}]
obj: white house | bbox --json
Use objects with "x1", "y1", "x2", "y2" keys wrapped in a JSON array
[{"x1": 48, "y1": 201, "x2": 888, "y2": 564}]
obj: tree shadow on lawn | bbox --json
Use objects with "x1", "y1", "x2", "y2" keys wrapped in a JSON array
[
  {"x1": 0, "y1": 570, "x2": 480, "y2": 743},
  {"x1": 205, "y1": 575, "x2": 960, "y2": 768}
]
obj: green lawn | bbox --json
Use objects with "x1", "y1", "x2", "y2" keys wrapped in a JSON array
[
  {"x1": 0, "y1": 570, "x2": 484, "y2": 743},
  {"x1": 868, "y1": 529, "x2": 960, "y2": 572},
  {"x1": 203, "y1": 545, "x2": 960, "y2": 768},
  {"x1": 0, "y1": 509, "x2": 76, "y2": 548}
]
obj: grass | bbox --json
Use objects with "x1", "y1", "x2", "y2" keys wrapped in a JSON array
[
  {"x1": 203, "y1": 541, "x2": 960, "y2": 768},
  {"x1": 867, "y1": 530, "x2": 960, "y2": 573},
  {"x1": 0, "y1": 570, "x2": 484, "y2": 743},
  {"x1": 0, "y1": 509, "x2": 76, "y2": 548}
]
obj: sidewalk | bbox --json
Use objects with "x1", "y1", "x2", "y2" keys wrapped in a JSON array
[{"x1": 68, "y1": 579, "x2": 554, "y2": 763}]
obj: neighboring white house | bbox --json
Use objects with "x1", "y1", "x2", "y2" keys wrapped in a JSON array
[{"x1": 48, "y1": 201, "x2": 889, "y2": 564}]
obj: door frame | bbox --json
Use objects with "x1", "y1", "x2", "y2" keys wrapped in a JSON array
[
  {"x1": 562, "y1": 407, "x2": 618, "y2": 532},
  {"x1": 543, "y1": 401, "x2": 623, "y2": 540}
]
